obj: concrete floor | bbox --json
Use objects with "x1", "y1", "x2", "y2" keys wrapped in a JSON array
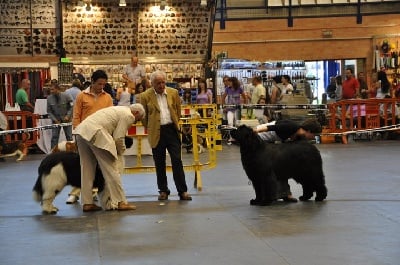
[{"x1": 0, "y1": 140, "x2": 399, "y2": 265}]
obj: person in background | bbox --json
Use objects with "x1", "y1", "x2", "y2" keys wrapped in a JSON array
[
  {"x1": 376, "y1": 67, "x2": 391, "y2": 99},
  {"x1": 196, "y1": 78, "x2": 212, "y2": 104},
  {"x1": 250, "y1": 76, "x2": 266, "y2": 104},
  {"x1": 368, "y1": 72, "x2": 379, "y2": 98},
  {"x1": 342, "y1": 68, "x2": 360, "y2": 99},
  {"x1": 14, "y1": 78, "x2": 35, "y2": 143},
  {"x1": 181, "y1": 89, "x2": 192, "y2": 105},
  {"x1": 358, "y1": 72, "x2": 369, "y2": 99},
  {"x1": 65, "y1": 79, "x2": 82, "y2": 103},
  {"x1": 335, "y1": 75, "x2": 343, "y2": 101},
  {"x1": 257, "y1": 94, "x2": 273, "y2": 123},
  {"x1": 116, "y1": 83, "x2": 131, "y2": 106},
  {"x1": 47, "y1": 83, "x2": 74, "y2": 149},
  {"x1": 40, "y1": 78, "x2": 52, "y2": 99},
  {"x1": 103, "y1": 83, "x2": 116, "y2": 101},
  {"x1": 66, "y1": 69, "x2": 114, "y2": 204},
  {"x1": 15, "y1": 79, "x2": 34, "y2": 112},
  {"x1": 74, "y1": 104, "x2": 145, "y2": 212},
  {"x1": 380, "y1": 95, "x2": 399, "y2": 125},
  {"x1": 326, "y1": 76, "x2": 337, "y2": 99},
  {"x1": 181, "y1": 89, "x2": 193, "y2": 153},
  {"x1": 133, "y1": 82, "x2": 146, "y2": 104},
  {"x1": 72, "y1": 67, "x2": 86, "y2": 84},
  {"x1": 195, "y1": 78, "x2": 213, "y2": 117},
  {"x1": 270, "y1": 76, "x2": 282, "y2": 104},
  {"x1": 141, "y1": 77, "x2": 151, "y2": 90},
  {"x1": 281, "y1": 75, "x2": 294, "y2": 95},
  {"x1": 82, "y1": 81, "x2": 91, "y2": 90},
  {"x1": 221, "y1": 76, "x2": 247, "y2": 123},
  {"x1": 222, "y1": 75, "x2": 230, "y2": 92},
  {"x1": 122, "y1": 56, "x2": 146, "y2": 90},
  {"x1": 254, "y1": 118, "x2": 322, "y2": 202},
  {"x1": 140, "y1": 70, "x2": 192, "y2": 201}
]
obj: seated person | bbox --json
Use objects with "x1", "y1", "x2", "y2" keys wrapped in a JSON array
[
  {"x1": 254, "y1": 118, "x2": 322, "y2": 202},
  {"x1": 255, "y1": 118, "x2": 322, "y2": 143}
]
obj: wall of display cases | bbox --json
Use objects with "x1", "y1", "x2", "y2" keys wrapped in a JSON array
[
  {"x1": 0, "y1": 0, "x2": 213, "y2": 90},
  {"x1": 62, "y1": 0, "x2": 210, "y2": 59},
  {"x1": 0, "y1": 0, "x2": 58, "y2": 56},
  {"x1": 0, "y1": 0, "x2": 211, "y2": 60}
]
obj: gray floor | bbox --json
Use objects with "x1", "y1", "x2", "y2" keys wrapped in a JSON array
[{"x1": 1, "y1": 140, "x2": 400, "y2": 265}]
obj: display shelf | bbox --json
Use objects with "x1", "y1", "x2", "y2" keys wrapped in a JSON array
[
  {"x1": 215, "y1": 61, "x2": 307, "y2": 101},
  {"x1": 73, "y1": 62, "x2": 205, "y2": 87},
  {"x1": 58, "y1": 63, "x2": 74, "y2": 84}
]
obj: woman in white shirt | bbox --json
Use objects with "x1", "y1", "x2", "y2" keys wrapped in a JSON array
[{"x1": 281, "y1": 75, "x2": 294, "y2": 95}]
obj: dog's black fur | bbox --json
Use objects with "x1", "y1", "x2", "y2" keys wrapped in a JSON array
[
  {"x1": 32, "y1": 152, "x2": 105, "y2": 214},
  {"x1": 230, "y1": 125, "x2": 328, "y2": 206}
]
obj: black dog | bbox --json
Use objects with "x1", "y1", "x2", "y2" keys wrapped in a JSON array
[
  {"x1": 230, "y1": 125, "x2": 328, "y2": 206},
  {"x1": 32, "y1": 152, "x2": 105, "y2": 214}
]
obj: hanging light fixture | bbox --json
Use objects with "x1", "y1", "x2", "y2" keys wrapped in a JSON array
[
  {"x1": 119, "y1": 0, "x2": 127, "y2": 7},
  {"x1": 160, "y1": 0, "x2": 166, "y2": 10},
  {"x1": 200, "y1": 0, "x2": 207, "y2": 7},
  {"x1": 85, "y1": 2, "x2": 91, "y2": 11}
]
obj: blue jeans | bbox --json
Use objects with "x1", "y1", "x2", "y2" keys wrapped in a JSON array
[{"x1": 51, "y1": 124, "x2": 73, "y2": 149}]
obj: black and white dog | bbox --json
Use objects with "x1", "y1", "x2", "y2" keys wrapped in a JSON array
[
  {"x1": 230, "y1": 125, "x2": 328, "y2": 206},
  {"x1": 32, "y1": 137, "x2": 134, "y2": 214},
  {"x1": 32, "y1": 152, "x2": 105, "y2": 214}
]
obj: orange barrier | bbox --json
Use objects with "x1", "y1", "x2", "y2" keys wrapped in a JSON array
[
  {"x1": 327, "y1": 98, "x2": 400, "y2": 143},
  {"x1": 1, "y1": 111, "x2": 39, "y2": 148}
]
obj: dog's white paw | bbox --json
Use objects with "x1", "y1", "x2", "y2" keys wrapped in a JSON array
[
  {"x1": 16, "y1": 154, "x2": 26, "y2": 161},
  {"x1": 42, "y1": 205, "x2": 59, "y2": 214}
]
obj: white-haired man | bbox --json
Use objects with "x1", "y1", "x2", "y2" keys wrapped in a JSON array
[
  {"x1": 73, "y1": 104, "x2": 145, "y2": 212},
  {"x1": 140, "y1": 70, "x2": 192, "y2": 201}
]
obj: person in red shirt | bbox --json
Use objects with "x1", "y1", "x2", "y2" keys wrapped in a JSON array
[{"x1": 342, "y1": 68, "x2": 360, "y2": 99}]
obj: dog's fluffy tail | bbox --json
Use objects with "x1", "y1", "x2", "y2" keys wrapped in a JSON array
[{"x1": 32, "y1": 174, "x2": 43, "y2": 202}]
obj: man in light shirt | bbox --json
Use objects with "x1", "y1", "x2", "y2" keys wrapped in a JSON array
[{"x1": 250, "y1": 76, "x2": 266, "y2": 104}]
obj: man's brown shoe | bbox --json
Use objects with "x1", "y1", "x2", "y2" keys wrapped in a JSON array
[
  {"x1": 117, "y1": 202, "x2": 136, "y2": 211},
  {"x1": 82, "y1": 204, "x2": 102, "y2": 212},
  {"x1": 158, "y1": 191, "x2": 169, "y2": 201},
  {"x1": 179, "y1": 192, "x2": 192, "y2": 201}
]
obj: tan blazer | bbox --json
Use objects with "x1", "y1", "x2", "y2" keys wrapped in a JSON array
[
  {"x1": 140, "y1": 87, "x2": 181, "y2": 148},
  {"x1": 73, "y1": 106, "x2": 135, "y2": 159}
]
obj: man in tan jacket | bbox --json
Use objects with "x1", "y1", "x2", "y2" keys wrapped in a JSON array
[
  {"x1": 140, "y1": 70, "x2": 192, "y2": 201},
  {"x1": 74, "y1": 104, "x2": 145, "y2": 212}
]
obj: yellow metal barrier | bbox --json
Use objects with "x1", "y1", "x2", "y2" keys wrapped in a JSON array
[{"x1": 124, "y1": 104, "x2": 221, "y2": 191}]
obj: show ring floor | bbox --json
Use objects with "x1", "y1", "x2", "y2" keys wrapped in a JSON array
[{"x1": 0, "y1": 141, "x2": 399, "y2": 265}]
